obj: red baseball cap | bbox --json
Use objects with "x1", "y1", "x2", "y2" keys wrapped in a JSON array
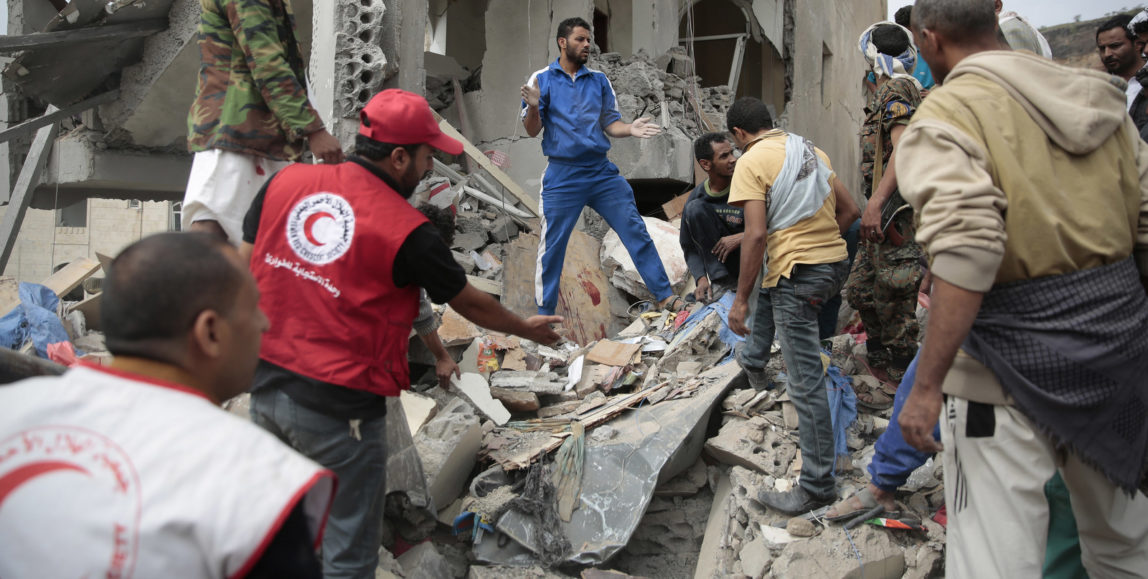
[{"x1": 358, "y1": 89, "x2": 463, "y2": 155}]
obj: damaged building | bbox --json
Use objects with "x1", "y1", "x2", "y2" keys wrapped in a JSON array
[{"x1": 0, "y1": 1, "x2": 960, "y2": 579}]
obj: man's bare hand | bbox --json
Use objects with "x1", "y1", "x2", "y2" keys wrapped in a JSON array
[
  {"x1": 695, "y1": 276, "x2": 712, "y2": 303},
  {"x1": 712, "y1": 234, "x2": 743, "y2": 263},
  {"x1": 520, "y1": 80, "x2": 540, "y2": 108},
  {"x1": 435, "y1": 356, "x2": 461, "y2": 390},
  {"x1": 899, "y1": 385, "x2": 944, "y2": 453},
  {"x1": 308, "y1": 129, "x2": 345, "y2": 164},
  {"x1": 729, "y1": 298, "x2": 750, "y2": 336},
  {"x1": 630, "y1": 117, "x2": 661, "y2": 138},
  {"x1": 521, "y1": 315, "x2": 563, "y2": 345},
  {"x1": 860, "y1": 202, "x2": 884, "y2": 243}
]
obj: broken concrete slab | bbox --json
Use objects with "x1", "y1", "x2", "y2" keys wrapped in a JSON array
[
  {"x1": 489, "y1": 370, "x2": 566, "y2": 395},
  {"x1": 739, "y1": 535, "x2": 771, "y2": 578},
  {"x1": 704, "y1": 416, "x2": 798, "y2": 478},
  {"x1": 396, "y1": 542, "x2": 454, "y2": 579},
  {"x1": 477, "y1": 361, "x2": 741, "y2": 567},
  {"x1": 453, "y1": 231, "x2": 487, "y2": 252},
  {"x1": 488, "y1": 215, "x2": 518, "y2": 243},
  {"x1": 770, "y1": 525, "x2": 906, "y2": 579},
  {"x1": 600, "y1": 216, "x2": 689, "y2": 300},
  {"x1": 439, "y1": 307, "x2": 482, "y2": 347},
  {"x1": 694, "y1": 473, "x2": 733, "y2": 579},
  {"x1": 400, "y1": 389, "x2": 438, "y2": 436},
  {"x1": 537, "y1": 400, "x2": 582, "y2": 419},
  {"x1": 454, "y1": 372, "x2": 511, "y2": 426},
  {"x1": 654, "y1": 457, "x2": 708, "y2": 497},
  {"x1": 416, "y1": 398, "x2": 483, "y2": 510},
  {"x1": 384, "y1": 397, "x2": 437, "y2": 544},
  {"x1": 489, "y1": 387, "x2": 540, "y2": 412}
]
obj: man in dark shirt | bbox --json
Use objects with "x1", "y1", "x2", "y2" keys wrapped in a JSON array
[
  {"x1": 679, "y1": 133, "x2": 743, "y2": 303},
  {"x1": 239, "y1": 89, "x2": 562, "y2": 579}
]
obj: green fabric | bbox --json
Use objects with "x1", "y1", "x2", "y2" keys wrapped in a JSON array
[
  {"x1": 187, "y1": 0, "x2": 323, "y2": 161},
  {"x1": 1043, "y1": 472, "x2": 1087, "y2": 579}
]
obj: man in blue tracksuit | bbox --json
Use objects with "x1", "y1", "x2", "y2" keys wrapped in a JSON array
[{"x1": 520, "y1": 17, "x2": 678, "y2": 315}]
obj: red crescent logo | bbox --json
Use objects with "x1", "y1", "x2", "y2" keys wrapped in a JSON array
[
  {"x1": 0, "y1": 461, "x2": 90, "y2": 508},
  {"x1": 303, "y1": 212, "x2": 335, "y2": 247}
]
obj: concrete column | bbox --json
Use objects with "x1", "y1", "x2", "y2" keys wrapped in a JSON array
[
  {"x1": 631, "y1": 0, "x2": 677, "y2": 57},
  {"x1": 310, "y1": 0, "x2": 389, "y2": 145}
]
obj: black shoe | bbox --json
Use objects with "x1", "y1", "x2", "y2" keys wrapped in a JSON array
[
  {"x1": 756, "y1": 486, "x2": 837, "y2": 516},
  {"x1": 736, "y1": 356, "x2": 771, "y2": 391}
]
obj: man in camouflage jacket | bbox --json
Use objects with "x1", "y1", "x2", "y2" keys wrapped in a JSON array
[
  {"x1": 184, "y1": 0, "x2": 343, "y2": 243},
  {"x1": 845, "y1": 22, "x2": 926, "y2": 382}
]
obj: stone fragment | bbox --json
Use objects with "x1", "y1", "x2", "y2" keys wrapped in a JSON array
[
  {"x1": 396, "y1": 542, "x2": 453, "y2": 579},
  {"x1": 415, "y1": 399, "x2": 482, "y2": 509},
  {"x1": 452, "y1": 231, "x2": 486, "y2": 252},
  {"x1": 400, "y1": 390, "x2": 438, "y2": 436},
  {"x1": 455, "y1": 211, "x2": 485, "y2": 234},
  {"x1": 489, "y1": 386, "x2": 540, "y2": 412},
  {"x1": 785, "y1": 517, "x2": 818, "y2": 538},
  {"x1": 488, "y1": 215, "x2": 519, "y2": 243},
  {"x1": 453, "y1": 373, "x2": 511, "y2": 426},
  {"x1": 771, "y1": 525, "x2": 906, "y2": 579},
  {"x1": 438, "y1": 307, "x2": 481, "y2": 347},
  {"x1": 739, "y1": 535, "x2": 771, "y2": 578},
  {"x1": 705, "y1": 418, "x2": 797, "y2": 477},
  {"x1": 452, "y1": 250, "x2": 477, "y2": 273}
]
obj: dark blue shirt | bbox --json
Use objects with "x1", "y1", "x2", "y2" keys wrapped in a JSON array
[{"x1": 521, "y1": 59, "x2": 623, "y2": 165}]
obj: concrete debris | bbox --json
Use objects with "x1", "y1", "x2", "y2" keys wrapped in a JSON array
[
  {"x1": 785, "y1": 517, "x2": 819, "y2": 538},
  {"x1": 704, "y1": 416, "x2": 797, "y2": 478},
  {"x1": 454, "y1": 373, "x2": 512, "y2": 426},
  {"x1": 601, "y1": 217, "x2": 690, "y2": 300},
  {"x1": 770, "y1": 525, "x2": 906, "y2": 579},
  {"x1": 416, "y1": 398, "x2": 483, "y2": 509},
  {"x1": 397, "y1": 542, "x2": 454, "y2": 579},
  {"x1": 490, "y1": 387, "x2": 541, "y2": 412},
  {"x1": 400, "y1": 390, "x2": 439, "y2": 436}
]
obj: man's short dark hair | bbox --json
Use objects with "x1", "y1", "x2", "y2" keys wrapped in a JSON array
[
  {"x1": 726, "y1": 97, "x2": 773, "y2": 135},
  {"x1": 557, "y1": 17, "x2": 591, "y2": 46},
  {"x1": 693, "y1": 133, "x2": 729, "y2": 163},
  {"x1": 894, "y1": 6, "x2": 913, "y2": 29},
  {"x1": 872, "y1": 24, "x2": 911, "y2": 56},
  {"x1": 912, "y1": 0, "x2": 997, "y2": 41},
  {"x1": 102, "y1": 232, "x2": 243, "y2": 357},
  {"x1": 1098, "y1": 14, "x2": 1136, "y2": 42},
  {"x1": 417, "y1": 203, "x2": 456, "y2": 247},
  {"x1": 355, "y1": 134, "x2": 415, "y2": 161}
]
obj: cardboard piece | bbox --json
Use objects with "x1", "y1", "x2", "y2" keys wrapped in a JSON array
[
  {"x1": 438, "y1": 306, "x2": 482, "y2": 347},
  {"x1": 585, "y1": 340, "x2": 641, "y2": 367},
  {"x1": 661, "y1": 191, "x2": 692, "y2": 221},
  {"x1": 41, "y1": 257, "x2": 100, "y2": 298}
]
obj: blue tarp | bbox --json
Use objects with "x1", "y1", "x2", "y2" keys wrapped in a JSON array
[
  {"x1": 0, "y1": 282, "x2": 76, "y2": 359},
  {"x1": 826, "y1": 359, "x2": 858, "y2": 460},
  {"x1": 678, "y1": 291, "x2": 746, "y2": 363}
]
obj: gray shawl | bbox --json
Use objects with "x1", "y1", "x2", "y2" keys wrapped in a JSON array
[{"x1": 961, "y1": 258, "x2": 1148, "y2": 493}]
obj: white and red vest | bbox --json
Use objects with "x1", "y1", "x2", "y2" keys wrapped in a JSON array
[
  {"x1": 0, "y1": 364, "x2": 335, "y2": 579},
  {"x1": 250, "y1": 161, "x2": 428, "y2": 397}
]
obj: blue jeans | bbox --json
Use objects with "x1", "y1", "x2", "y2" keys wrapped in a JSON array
[
  {"x1": 818, "y1": 219, "x2": 861, "y2": 339},
  {"x1": 868, "y1": 354, "x2": 938, "y2": 493},
  {"x1": 536, "y1": 159, "x2": 673, "y2": 314},
  {"x1": 250, "y1": 387, "x2": 388, "y2": 579},
  {"x1": 739, "y1": 260, "x2": 850, "y2": 497}
]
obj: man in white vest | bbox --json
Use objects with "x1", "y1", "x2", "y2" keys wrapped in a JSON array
[{"x1": 0, "y1": 232, "x2": 334, "y2": 579}]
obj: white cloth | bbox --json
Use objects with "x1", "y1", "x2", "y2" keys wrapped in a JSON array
[
  {"x1": 0, "y1": 365, "x2": 334, "y2": 579},
  {"x1": 859, "y1": 21, "x2": 923, "y2": 91},
  {"x1": 998, "y1": 12, "x2": 1053, "y2": 59},
  {"x1": 768, "y1": 133, "x2": 833, "y2": 233},
  {"x1": 1128, "y1": 76, "x2": 1143, "y2": 112},
  {"x1": 941, "y1": 396, "x2": 1148, "y2": 578},
  {"x1": 184, "y1": 149, "x2": 290, "y2": 244}
]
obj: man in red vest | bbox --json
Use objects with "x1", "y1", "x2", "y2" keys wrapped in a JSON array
[{"x1": 239, "y1": 89, "x2": 562, "y2": 578}]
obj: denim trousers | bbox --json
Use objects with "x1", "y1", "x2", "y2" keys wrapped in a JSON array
[
  {"x1": 250, "y1": 387, "x2": 388, "y2": 579},
  {"x1": 739, "y1": 259, "x2": 850, "y2": 497}
]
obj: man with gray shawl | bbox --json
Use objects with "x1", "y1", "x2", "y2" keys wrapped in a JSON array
[{"x1": 898, "y1": 0, "x2": 1148, "y2": 575}]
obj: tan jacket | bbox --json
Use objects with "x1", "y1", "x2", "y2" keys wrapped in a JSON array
[{"x1": 897, "y1": 50, "x2": 1148, "y2": 403}]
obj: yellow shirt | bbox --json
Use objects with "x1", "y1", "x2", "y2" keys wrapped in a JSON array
[{"x1": 729, "y1": 130, "x2": 848, "y2": 288}]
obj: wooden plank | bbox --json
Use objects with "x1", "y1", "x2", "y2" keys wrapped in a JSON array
[
  {"x1": 466, "y1": 275, "x2": 501, "y2": 296},
  {"x1": 0, "y1": 19, "x2": 166, "y2": 53},
  {"x1": 0, "y1": 111, "x2": 59, "y2": 272},
  {"x1": 432, "y1": 111, "x2": 539, "y2": 216},
  {"x1": 40, "y1": 257, "x2": 100, "y2": 298},
  {"x1": 0, "y1": 92, "x2": 116, "y2": 145},
  {"x1": 662, "y1": 191, "x2": 692, "y2": 221},
  {"x1": 68, "y1": 292, "x2": 101, "y2": 332}
]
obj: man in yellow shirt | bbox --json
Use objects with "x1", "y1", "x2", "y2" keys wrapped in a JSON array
[{"x1": 726, "y1": 97, "x2": 857, "y2": 514}]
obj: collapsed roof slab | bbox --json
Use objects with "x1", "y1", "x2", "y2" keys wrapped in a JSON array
[
  {"x1": 32, "y1": 137, "x2": 189, "y2": 209},
  {"x1": 102, "y1": 0, "x2": 200, "y2": 148}
]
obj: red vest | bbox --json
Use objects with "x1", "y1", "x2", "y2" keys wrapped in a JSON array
[{"x1": 250, "y1": 161, "x2": 428, "y2": 396}]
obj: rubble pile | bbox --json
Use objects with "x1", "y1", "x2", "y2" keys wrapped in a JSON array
[{"x1": 591, "y1": 47, "x2": 734, "y2": 136}]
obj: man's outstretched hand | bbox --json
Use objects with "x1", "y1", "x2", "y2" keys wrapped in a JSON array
[
  {"x1": 630, "y1": 117, "x2": 662, "y2": 138},
  {"x1": 521, "y1": 315, "x2": 564, "y2": 345}
]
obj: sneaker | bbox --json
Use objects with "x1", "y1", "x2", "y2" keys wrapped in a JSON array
[{"x1": 756, "y1": 486, "x2": 837, "y2": 516}]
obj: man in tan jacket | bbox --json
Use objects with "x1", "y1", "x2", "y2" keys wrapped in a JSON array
[{"x1": 897, "y1": 0, "x2": 1148, "y2": 576}]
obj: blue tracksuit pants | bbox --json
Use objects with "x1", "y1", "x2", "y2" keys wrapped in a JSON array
[
  {"x1": 867, "y1": 354, "x2": 940, "y2": 492},
  {"x1": 536, "y1": 159, "x2": 673, "y2": 315}
]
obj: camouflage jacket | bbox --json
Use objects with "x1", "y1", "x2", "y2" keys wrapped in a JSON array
[
  {"x1": 187, "y1": 0, "x2": 322, "y2": 161},
  {"x1": 858, "y1": 77, "x2": 921, "y2": 200}
]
